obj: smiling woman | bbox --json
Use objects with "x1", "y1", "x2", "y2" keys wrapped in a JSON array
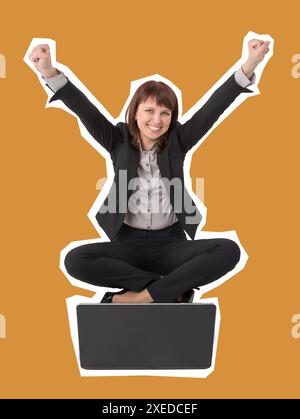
[{"x1": 125, "y1": 80, "x2": 179, "y2": 153}]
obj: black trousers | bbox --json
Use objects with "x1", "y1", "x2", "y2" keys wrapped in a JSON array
[{"x1": 64, "y1": 222, "x2": 241, "y2": 303}]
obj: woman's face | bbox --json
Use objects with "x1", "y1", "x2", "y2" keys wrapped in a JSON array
[{"x1": 135, "y1": 95, "x2": 172, "y2": 144}]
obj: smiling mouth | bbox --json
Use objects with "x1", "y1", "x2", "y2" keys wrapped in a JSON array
[{"x1": 147, "y1": 125, "x2": 162, "y2": 132}]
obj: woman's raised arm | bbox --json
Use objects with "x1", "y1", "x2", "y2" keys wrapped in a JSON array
[
  {"x1": 29, "y1": 44, "x2": 121, "y2": 154},
  {"x1": 178, "y1": 39, "x2": 270, "y2": 154}
]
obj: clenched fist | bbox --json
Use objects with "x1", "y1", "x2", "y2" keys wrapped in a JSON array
[
  {"x1": 247, "y1": 39, "x2": 270, "y2": 65},
  {"x1": 241, "y1": 38, "x2": 272, "y2": 79},
  {"x1": 29, "y1": 44, "x2": 59, "y2": 78}
]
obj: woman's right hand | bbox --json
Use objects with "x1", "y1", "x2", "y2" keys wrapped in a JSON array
[{"x1": 29, "y1": 44, "x2": 59, "y2": 78}]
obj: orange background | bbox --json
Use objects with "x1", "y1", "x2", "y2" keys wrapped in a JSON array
[{"x1": 0, "y1": 0, "x2": 299, "y2": 398}]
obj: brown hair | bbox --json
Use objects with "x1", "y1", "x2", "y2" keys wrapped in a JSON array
[{"x1": 125, "y1": 80, "x2": 179, "y2": 153}]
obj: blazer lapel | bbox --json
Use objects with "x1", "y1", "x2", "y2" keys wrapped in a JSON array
[
  {"x1": 127, "y1": 146, "x2": 140, "y2": 178},
  {"x1": 126, "y1": 147, "x2": 140, "y2": 202},
  {"x1": 157, "y1": 145, "x2": 173, "y2": 203},
  {"x1": 157, "y1": 145, "x2": 171, "y2": 180}
]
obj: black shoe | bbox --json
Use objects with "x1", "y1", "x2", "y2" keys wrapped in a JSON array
[
  {"x1": 180, "y1": 289, "x2": 195, "y2": 303},
  {"x1": 100, "y1": 289, "x2": 128, "y2": 304}
]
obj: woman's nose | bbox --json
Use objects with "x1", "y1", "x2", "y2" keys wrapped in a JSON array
[{"x1": 151, "y1": 113, "x2": 161, "y2": 124}]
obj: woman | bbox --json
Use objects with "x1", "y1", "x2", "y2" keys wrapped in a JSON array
[{"x1": 29, "y1": 39, "x2": 270, "y2": 304}]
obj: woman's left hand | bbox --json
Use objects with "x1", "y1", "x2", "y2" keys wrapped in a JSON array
[
  {"x1": 241, "y1": 38, "x2": 271, "y2": 79},
  {"x1": 247, "y1": 39, "x2": 270, "y2": 65}
]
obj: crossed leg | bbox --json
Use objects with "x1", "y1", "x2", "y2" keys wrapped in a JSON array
[
  {"x1": 144, "y1": 237, "x2": 241, "y2": 302},
  {"x1": 63, "y1": 237, "x2": 241, "y2": 303}
]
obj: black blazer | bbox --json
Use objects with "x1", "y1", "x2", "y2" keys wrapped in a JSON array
[{"x1": 46, "y1": 72, "x2": 253, "y2": 240}]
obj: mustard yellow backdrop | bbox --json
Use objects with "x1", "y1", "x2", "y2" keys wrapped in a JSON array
[{"x1": 0, "y1": 0, "x2": 299, "y2": 398}]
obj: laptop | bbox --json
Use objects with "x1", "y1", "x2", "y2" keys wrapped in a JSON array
[{"x1": 77, "y1": 303, "x2": 216, "y2": 370}]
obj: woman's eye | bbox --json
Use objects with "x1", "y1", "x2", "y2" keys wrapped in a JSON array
[{"x1": 146, "y1": 109, "x2": 170, "y2": 116}]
